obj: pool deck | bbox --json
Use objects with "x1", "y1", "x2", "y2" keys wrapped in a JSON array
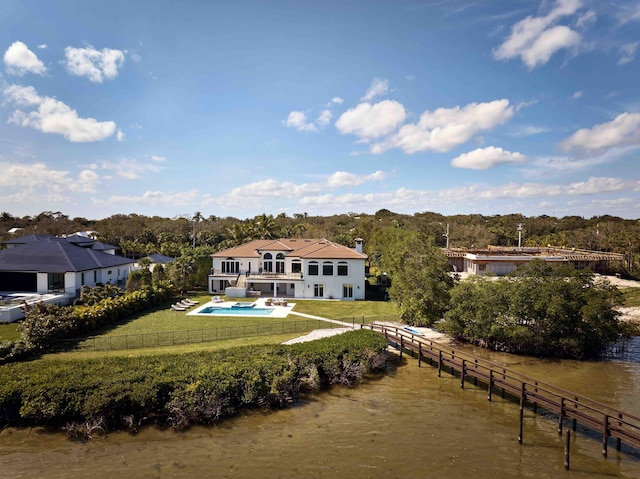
[{"x1": 187, "y1": 298, "x2": 295, "y2": 318}]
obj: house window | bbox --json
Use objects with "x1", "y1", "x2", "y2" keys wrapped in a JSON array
[
  {"x1": 81, "y1": 272, "x2": 85, "y2": 286},
  {"x1": 343, "y1": 284, "x2": 354, "y2": 298},
  {"x1": 308, "y1": 261, "x2": 318, "y2": 276},
  {"x1": 323, "y1": 261, "x2": 333, "y2": 276},
  {"x1": 222, "y1": 260, "x2": 240, "y2": 274},
  {"x1": 94, "y1": 271, "x2": 97, "y2": 282},
  {"x1": 48, "y1": 273, "x2": 64, "y2": 293},
  {"x1": 337, "y1": 262, "x2": 348, "y2": 276},
  {"x1": 478, "y1": 264, "x2": 486, "y2": 272},
  {"x1": 291, "y1": 260, "x2": 302, "y2": 274},
  {"x1": 263, "y1": 253, "x2": 273, "y2": 273},
  {"x1": 276, "y1": 253, "x2": 285, "y2": 274},
  {"x1": 314, "y1": 283, "x2": 324, "y2": 297},
  {"x1": 219, "y1": 280, "x2": 225, "y2": 290}
]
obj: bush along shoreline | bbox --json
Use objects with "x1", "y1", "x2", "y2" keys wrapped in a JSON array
[{"x1": 0, "y1": 329, "x2": 388, "y2": 439}]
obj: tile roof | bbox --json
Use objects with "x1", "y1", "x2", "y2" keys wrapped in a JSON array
[
  {"x1": 0, "y1": 236, "x2": 135, "y2": 273},
  {"x1": 211, "y1": 238, "x2": 367, "y2": 260}
]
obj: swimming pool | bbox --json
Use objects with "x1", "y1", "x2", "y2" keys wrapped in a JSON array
[{"x1": 195, "y1": 305, "x2": 274, "y2": 316}]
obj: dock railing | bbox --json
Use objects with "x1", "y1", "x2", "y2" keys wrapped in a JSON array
[{"x1": 365, "y1": 322, "x2": 640, "y2": 462}]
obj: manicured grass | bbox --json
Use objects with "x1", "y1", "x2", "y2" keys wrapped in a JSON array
[
  {"x1": 290, "y1": 299, "x2": 398, "y2": 320},
  {"x1": 43, "y1": 332, "x2": 304, "y2": 360},
  {"x1": 622, "y1": 287, "x2": 640, "y2": 308},
  {"x1": 0, "y1": 323, "x2": 20, "y2": 342}
]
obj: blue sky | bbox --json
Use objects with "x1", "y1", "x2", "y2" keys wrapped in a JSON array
[{"x1": 1, "y1": 0, "x2": 639, "y2": 220}]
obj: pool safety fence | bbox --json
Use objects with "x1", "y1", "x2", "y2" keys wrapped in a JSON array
[{"x1": 53, "y1": 316, "x2": 396, "y2": 352}]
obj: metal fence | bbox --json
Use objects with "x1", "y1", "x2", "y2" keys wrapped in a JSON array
[{"x1": 54, "y1": 315, "x2": 398, "y2": 352}]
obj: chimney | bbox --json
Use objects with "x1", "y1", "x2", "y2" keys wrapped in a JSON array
[{"x1": 354, "y1": 238, "x2": 363, "y2": 254}]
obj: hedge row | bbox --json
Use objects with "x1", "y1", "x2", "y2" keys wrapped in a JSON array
[
  {"x1": 0, "y1": 329, "x2": 389, "y2": 437},
  {"x1": 0, "y1": 282, "x2": 174, "y2": 363}
]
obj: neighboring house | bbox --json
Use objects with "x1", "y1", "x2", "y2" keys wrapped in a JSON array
[
  {"x1": 141, "y1": 253, "x2": 174, "y2": 271},
  {"x1": 210, "y1": 238, "x2": 367, "y2": 300},
  {"x1": 0, "y1": 235, "x2": 136, "y2": 295},
  {"x1": 444, "y1": 246, "x2": 626, "y2": 276}
]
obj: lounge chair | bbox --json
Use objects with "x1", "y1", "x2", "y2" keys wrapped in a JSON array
[
  {"x1": 182, "y1": 299, "x2": 199, "y2": 305},
  {"x1": 171, "y1": 304, "x2": 187, "y2": 311},
  {"x1": 176, "y1": 301, "x2": 193, "y2": 308},
  {"x1": 211, "y1": 296, "x2": 224, "y2": 303}
]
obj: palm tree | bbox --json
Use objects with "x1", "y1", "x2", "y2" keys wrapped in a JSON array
[
  {"x1": 225, "y1": 223, "x2": 250, "y2": 247},
  {"x1": 192, "y1": 211, "x2": 203, "y2": 247},
  {"x1": 254, "y1": 213, "x2": 277, "y2": 239}
]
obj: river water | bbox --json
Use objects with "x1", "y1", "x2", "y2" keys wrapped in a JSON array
[{"x1": 2, "y1": 338, "x2": 640, "y2": 479}]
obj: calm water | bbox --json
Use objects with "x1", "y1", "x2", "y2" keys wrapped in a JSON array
[{"x1": 2, "y1": 338, "x2": 640, "y2": 479}]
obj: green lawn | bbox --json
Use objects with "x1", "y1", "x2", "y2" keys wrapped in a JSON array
[
  {"x1": 290, "y1": 299, "x2": 398, "y2": 319},
  {"x1": 43, "y1": 332, "x2": 304, "y2": 360},
  {"x1": 0, "y1": 323, "x2": 20, "y2": 342},
  {"x1": 622, "y1": 287, "x2": 640, "y2": 307}
]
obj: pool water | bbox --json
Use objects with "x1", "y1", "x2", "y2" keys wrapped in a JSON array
[{"x1": 196, "y1": 305, "x2": 274, "y2": 316}]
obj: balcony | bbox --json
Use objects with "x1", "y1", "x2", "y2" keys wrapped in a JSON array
[{"x1": 209, "y1": 269, "x2": 303, "y2": 281}]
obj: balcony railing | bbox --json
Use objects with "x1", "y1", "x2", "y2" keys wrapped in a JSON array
[{"x1": 209, "y1": 269, "x2": 303, "y2": 280}]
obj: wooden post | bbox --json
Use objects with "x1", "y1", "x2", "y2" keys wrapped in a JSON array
[
  {"x1": 488, "y1": 370, "x2": 493, "y2": 401},
  {"x1": 558, "y1": 397, "x2": 564, "y2": 435},
  {"x1": 438, "y1": 350, "x2": 442, "y2": 377},
  {"x1": 400, "y1": 336, "x2": 403, "y2": 358},
  {"x1": 602, "y1": 415, "x2": 609, "y2": 457},
  {"x1": 518, "y1": 382, "x2": 526, "y2": 444},
  {"x1": 617, "y1": 414, "x2": 622, "y2": 451},
  {"x1": 533, "y1": 382, "x2": 538, "y2": 413},
  {"x1": 461, "y1": 359, "x2": 465, "y2": 389},
  {"x1": 564, "y1": 430, "x2": 571, "y2": 469},
  {"x1": 418, "y1": 343, "x2": 422, "y2": 367}
]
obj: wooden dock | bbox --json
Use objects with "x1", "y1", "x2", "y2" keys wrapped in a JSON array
[{"x1": 365, "y1": 323, "x2": 640, "y2": 467}]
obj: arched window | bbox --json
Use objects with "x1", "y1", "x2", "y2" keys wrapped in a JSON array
[
  {"x1": 276, "y1": 253, "x2": 285, "y2": 273},
  {"x1": 291, "y1": 259, "x2": 302, "y2": 274},
  {"x1": 308, "y1": 261, "x2": 319, "y2": 276},
  {"x1": 323, "y1": 261, "x2": 333, "y2": 276},
  {"x1": 263, "y1": 252, "x2": 273, "y2": 273}
]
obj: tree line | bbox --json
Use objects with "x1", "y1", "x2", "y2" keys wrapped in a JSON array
[{"x1": 2, "y1": 210, "x2": 639, "y2": 268}]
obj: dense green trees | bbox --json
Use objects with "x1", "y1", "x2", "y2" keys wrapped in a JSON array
[
  {"x1": 370, "y1": 229, "x2": 455, "y2": 326},
  {"x1": 440, "y1": 260, "x2": 626, "y2": 358},
  {"x1": 2, "y1": 210, "x2": 638, "y2": 274}
]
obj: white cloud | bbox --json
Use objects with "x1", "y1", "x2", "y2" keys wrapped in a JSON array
[
  {"x1": 361, "y1": 78, "x2": 389, "y2": 101},
  {"x1": 576, "y1": 10, "x2": 596, "y2": 29},
  {"x1": 96, "y1": 157, "x2": 164, "y2": 179},
  {"x1": 3, "y1": 41, "x2": 47, "y2": 76},
  {"x1": 618, "y1": 42, "x2": 639, "y2": 65},
  {"x1": 560, "y1": 112, "x2": 640, "y2": 154},
  {"x1": 335, "y1": 100, "x2": 406, "y2": 140},
  {"x1": 37, "y1": 44, "x2": 47, "y2": 49},
  {"x1": 151, "y1": 155, "x2": 166, "y2": 162},
  {"x1": 618, "y1": 3, "x2": 640, "y2": 24},
  {"x1": 0, "y1": 161, "x2": 100, "y2": 203},
  {"x1": 572, "y1": 90, "x2": 583, "y2": 99},
  {"x1": 451, "y1": 146, "x2": 527, "y2": 170},
  {"x1": 3, "y1": 84, "x2": 117, "y2": 142},
  {"x1": 116, "y1": 129, "x2": 125, "y2": 141},
  {"x1": 64, "y1": 45, "x2": 126, "y2": 83},
  {"x1": 284, "y1": 111, "x2": 317, "y2": 132},
  {"x1": 330, "y1": 97, "x2": 344, "y2": 105},
  {"x1": 510, "y1": 125, "x2": 550, "y2": 137},
  {"x1": 371, "y1": 99, "x2": 513, "y2": 154},
  {"x1": 493, "y1": 0, "x2": 583, "y2": 68},
  {"x1": 327, "y1": 170, "x2": 385, "y2": 187},
  {"x1": 316, "y1": 109, "x2": 332, "y2": 126},
  {"x1": 95, "y1": 190, "x2": 200, "y2": 207}
]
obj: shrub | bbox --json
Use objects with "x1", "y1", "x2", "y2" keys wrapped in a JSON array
[{"x1": 0, "y1": 330, "x2": 388, "y2": 435}]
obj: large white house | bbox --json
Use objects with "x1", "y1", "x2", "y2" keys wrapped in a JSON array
[{"x1": 209, "y1": 238, "x2": 367, "y2": 300}]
